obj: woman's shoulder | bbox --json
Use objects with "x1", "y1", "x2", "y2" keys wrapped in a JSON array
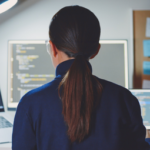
[
  {"x1": 96, "y1": 77, "x2": 141, "y2": 119},
  {"x1": 95, "y1": 76, "x2": 129, "y2": 92},
  {"x1": 18, "y1": 78, "x2": 60, "y2": 109},
  {"x1": 95, "y1": 76, "x2": 134, "y2": 102}
]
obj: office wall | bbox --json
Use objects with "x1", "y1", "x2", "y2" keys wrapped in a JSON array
[{"x1": 0, "y1": 0, "x2": 150, "y2": 116}]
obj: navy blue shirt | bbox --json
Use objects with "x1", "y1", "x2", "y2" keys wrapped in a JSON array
[{"x1": 12, "y1": 59, "x2": 150, "y2": 150}]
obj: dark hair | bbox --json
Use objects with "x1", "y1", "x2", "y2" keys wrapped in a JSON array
[{"x1": 49, "y1": 5, "x2": 103, "y2": 142}]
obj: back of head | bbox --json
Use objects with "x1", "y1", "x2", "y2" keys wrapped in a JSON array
[
  {"x1": 49, "y1": 5, "x2": 103, "y2": 143},
  {"x1": 49, "y1": 5, "x2": 100, "y2": 58}
]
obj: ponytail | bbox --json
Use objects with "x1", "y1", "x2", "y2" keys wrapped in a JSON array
[
  {"x1": 58, "y1": 56, "x2": 103, "y2": 142},
  {"x1": 49, "y1": 5, "x2": 102, "y2": 143}
]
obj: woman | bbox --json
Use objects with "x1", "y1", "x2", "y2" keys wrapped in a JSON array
[{"x1": 12, "y1": 5, "x2": 150, "y2": 150}]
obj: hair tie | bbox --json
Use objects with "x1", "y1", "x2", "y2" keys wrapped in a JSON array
[{"x1": 74, "y1": 52, "x2": 84, "y2": 57}]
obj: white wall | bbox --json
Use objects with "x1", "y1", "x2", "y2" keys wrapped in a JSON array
[{"x1": 0, "y1": 0, "x2": 150, "y2": 117}]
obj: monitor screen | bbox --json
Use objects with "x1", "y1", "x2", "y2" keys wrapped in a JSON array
[
  {"x1": 130, "y1": 89, "x2": 150, "y2": 129},
  {"x1": 7, "y1": 41, "x2": 55, "y2": 109}
]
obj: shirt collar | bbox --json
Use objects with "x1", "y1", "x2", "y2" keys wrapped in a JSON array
[{"x1": 55, "y1": 59, "x2": 92, "y2": 77}]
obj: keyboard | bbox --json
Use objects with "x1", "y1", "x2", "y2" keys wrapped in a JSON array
[{"x1": 0, "y1": 116, "x2": 13, "y2": 129}]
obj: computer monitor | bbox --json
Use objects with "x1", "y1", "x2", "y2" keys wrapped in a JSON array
[
  {"x1": 8, "y1": 40, "x2": 128, "y2": 109},
  {"x1": 7, "y1": 40, "x2": 55, "y2": 110},
  {"x1": 130, "y1": 89, "x2": 150, "y2": 129}
]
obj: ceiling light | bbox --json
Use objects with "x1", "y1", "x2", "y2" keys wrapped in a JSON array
[{"x1": 0, "y1": 0, "x2": 18, "y2": 14}]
